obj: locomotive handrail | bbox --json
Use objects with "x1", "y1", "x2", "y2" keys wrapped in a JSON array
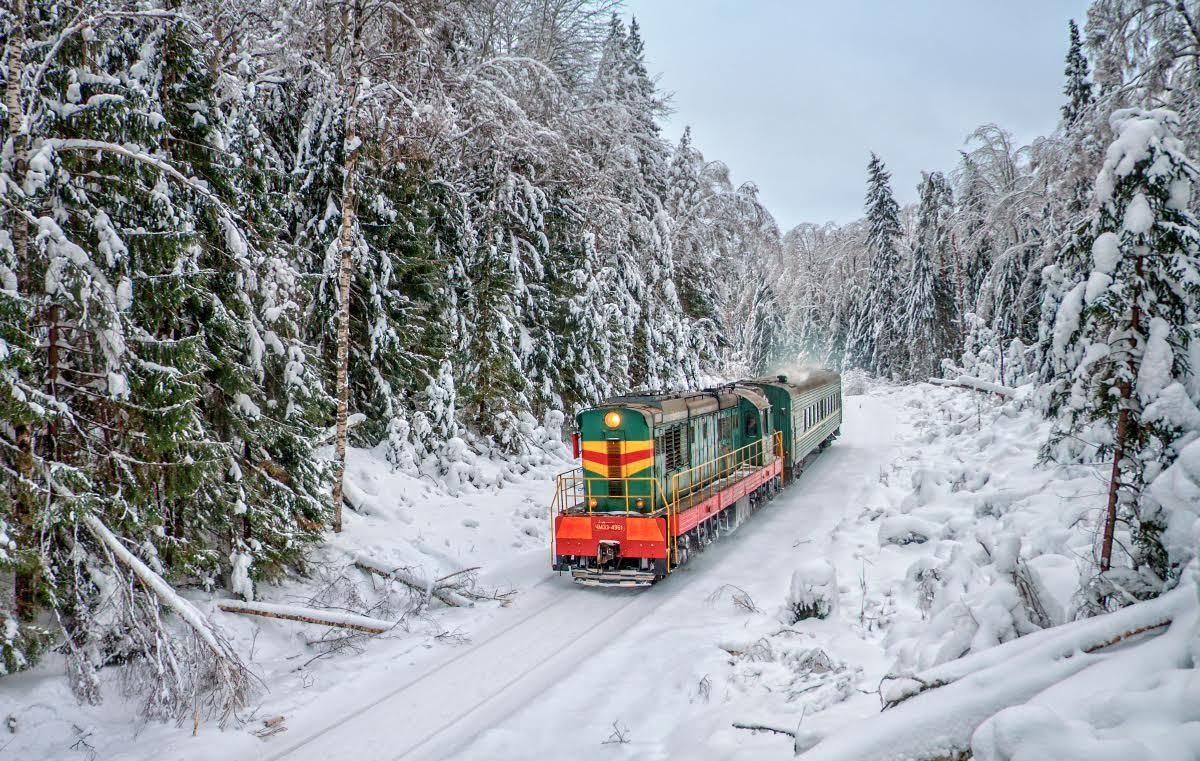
[
  {"x1": 667, "y1": 432, "x2": 780, "y2": 513},
  {"x1": 553, "y1": 471, "x2": 673, "y2": 517},
  {"x1": 553, "y1": 431, "x2": 786, "y2": 572},
  {"x1": 555, "y1": 431, "x2": 786, "y2": 517}
]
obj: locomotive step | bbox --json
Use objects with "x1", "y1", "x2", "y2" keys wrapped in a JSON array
[{"x1": 570, "y1": 568, "x2": 657, "y2": 587}]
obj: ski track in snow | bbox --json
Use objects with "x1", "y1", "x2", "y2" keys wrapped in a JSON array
[{"x1": 247, "y1": 391, "x2": 901, "y2": 761}]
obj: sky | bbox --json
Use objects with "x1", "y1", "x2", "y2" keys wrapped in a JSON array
[{"x1": 623, "y1": 0, "x2": 1092, "y2": 229}]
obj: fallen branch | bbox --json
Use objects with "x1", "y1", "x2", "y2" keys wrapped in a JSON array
[
  {"x1": 435, "y1": 566, "x2": 481, "y2": 585},
  {"x1": 928, "y1": 375, "x2": 1016, "y2": 398},
  {"x1": 881, "y1": 584, "x2": 1190, "y2": 708},
  {"x1": 85, "y1": 515, "x2": 245, "y2": 663},
  {"x1": 800, "y1": 601, "x2": 1195, "y2": 761},
  {"x1": 83, "y1": 515, "x2": 255, "y2": 723},
  {"x1": 216, "y1": 600, "x2": 396, "y2": 634},
  {"x1": 733, "y1": 721, "x2": 797, "y2": 738},
  {"x1": 354, "y1": 555, "x2": 474, "y2": 608}
]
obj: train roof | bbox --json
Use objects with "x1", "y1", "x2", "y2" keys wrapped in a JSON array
[
  {"x1": 743, "y1": 369, "x2": 841, "y2": 399},
  {"x1": 590, "y1": 385, "x2": 769, "y2": 424}
]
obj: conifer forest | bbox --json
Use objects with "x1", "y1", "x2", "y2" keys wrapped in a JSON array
[{"x1": 5, "y1": 2, "x2": 1200, "y2": 760}]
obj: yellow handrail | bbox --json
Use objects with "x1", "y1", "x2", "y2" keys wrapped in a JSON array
[
  {"x1": 668, "y1": 432, "x2": 781, "y2": 511},
  {"x1": 554, "y1": 430, "x2": 786, "y2": 573}
]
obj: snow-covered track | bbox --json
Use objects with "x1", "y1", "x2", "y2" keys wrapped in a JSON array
[{"x1": 260, "y1": 581, "x2": 662, "y2": 761}]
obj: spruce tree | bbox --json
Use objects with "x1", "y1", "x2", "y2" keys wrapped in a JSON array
[
  {"x1": 749, "y1": 274, "x2": 786, "y2": 375},
  {"x1": 1046, "y1": 108, "x2": 1200, "y2": 587},
  {"x1": 846, "y1": 153, "x2": 904, "y2": 375},
  {"x1": 903, "y1": 172, "x2": 958, "y2": 380},
  {"x1": 0, "y1": 5, "x2": 329, "y2": 692},
  {"x1": 1062, "y1": 20, "x2": 1094, "y2": 126}
]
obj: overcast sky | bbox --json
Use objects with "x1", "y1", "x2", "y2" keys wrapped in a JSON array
[{"x1": 623, "y1": 0, "x2": 1092, "y2": 229}]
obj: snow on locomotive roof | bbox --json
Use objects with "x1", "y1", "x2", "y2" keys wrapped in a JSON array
[
  {"x1": 747, "y1": 369, "x2": 841, "y2": 397},
  {"x1": 595, "y1": 389, "x2": 739, "y2": 422}
]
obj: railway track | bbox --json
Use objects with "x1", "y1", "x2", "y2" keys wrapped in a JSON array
[
  {"x1": 248, "y1": 394, "x2": 894, "y2": 761},
  {"x1": 260, "y1": 576, "x2": 664, "y2": 761}
]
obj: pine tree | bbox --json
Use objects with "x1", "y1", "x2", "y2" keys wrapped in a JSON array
[
  {"x1": 903, "y1": 172, "x2": 958, "y2": 380},
  {"x1": 0, "y1": 5, "x2": 329, "y2": 702},
  {"x1": 1062, "y1": 20, "x2": 1094, "y2": 126},
  {"x1": 749, "y1": 273, "x2": 785, "y2": 375},
  {"x1": 1055, "y1": 19, "x2": 1101, "y2": 219},
  {"x1": 847, "y1": 153, "x2": 904, "y2": 375},
  {"x1": 954, "y1": 156, "x2": 994, "y2": 315},
  {"x1": 1046, "y1": 108, "x2": 1200, "y2": 587}
]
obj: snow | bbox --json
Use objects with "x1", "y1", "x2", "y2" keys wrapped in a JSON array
[
  {"x1": 1148, "y1": 438, "x2": 1200, "y2": 572},
  {"x1": 233, "y1": 392, "x2": 262, "y2": 418},
  {"x1": 1137, "y1": 317, "x2": 1175, "y2": 402},
  {"x1": 229, "y1": 551, "x2": 254, "y2": 601},
  {"x1": 9, "y1": 383, "x2": 1200, "y2": 761},
  {"x1": 1053, "y1": 282, "x2": 1086, "y2": 353},
  {"x1": 1123, "y1": 192, "x2": 1155, "y2": 234},
  {"x1": 1091, "y1": 231, "x2": 1120, "y2": 274},
  {"x1": 1095, "y1": 108, "x2": 1180, "y2": 203},
  {"x1": 787, "y1": 559, "x2": 839, "y2": 621},
  {"x1": 878, "y1": 514, "x2": 939, "y2": 545}
]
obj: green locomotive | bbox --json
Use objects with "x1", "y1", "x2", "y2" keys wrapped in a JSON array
[{"x1": 553, "y1": 371, "x2": 842, "y2": 586}]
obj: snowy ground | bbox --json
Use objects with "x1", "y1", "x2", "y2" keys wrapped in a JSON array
[{"x1": 1, "y1": 381, "x2": 1147, "y2": 761}]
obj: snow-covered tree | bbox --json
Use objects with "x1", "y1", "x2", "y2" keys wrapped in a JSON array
[
  {"x1": 1062, "y1": 20, "x2": 1094, "y2": 125},
  {"x1": 847, "y1": 153, "x2": 905, "y2": 375},
  {"x1": 1046, "y1": 108, "x2": 1200, "y2": 587},
  {"x1": 903, "y1": 172, "x2": 958, "y2": 380},
  {"x1": 749, "y1": 273, "x2": 786, "y2": 375}
]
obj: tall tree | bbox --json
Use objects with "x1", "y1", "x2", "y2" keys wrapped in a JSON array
[
  {"x1": 1062, "y1": 19, "x2": 1094, "y2": 125},
  {"x1": 749, "y1": 273, "x2": 785, "y2": 375},
  {"x1": 903, "y1": 172, "x2": 958, "y2": 379},
  {"x1": 847, "y1": 153, "x2": 905, "y2": 375},
  {"x1": 1046, "y1": 108, "x2": 1200, "y2": 586}
]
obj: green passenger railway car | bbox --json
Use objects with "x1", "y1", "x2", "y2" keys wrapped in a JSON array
[{"x1": 552, "y1": 371, "x2": 842, "y2": 586}]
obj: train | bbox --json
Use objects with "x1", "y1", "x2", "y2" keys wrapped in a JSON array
[{"x1": 551, "y1": 370, "x2": 842, "y2": 587}]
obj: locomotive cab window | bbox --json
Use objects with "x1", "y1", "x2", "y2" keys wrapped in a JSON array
[{"x1": 744, "y1": 412, "x2": 759, "y2": 438}]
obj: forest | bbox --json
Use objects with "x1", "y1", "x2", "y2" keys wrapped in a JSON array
[{"x1": 4, "y1": 0, "x2": 1200, "y2": 744}]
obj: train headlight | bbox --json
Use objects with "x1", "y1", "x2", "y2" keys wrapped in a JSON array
[
  {"x1": 635, "y1": 498, "x2": 644, "y2": 509},
  {"x1": 589, "y1": 498, "x2": 598, "y2": 508},
  {"x1": 604, "y1": 410, "x2": 622, "y2": 428}
]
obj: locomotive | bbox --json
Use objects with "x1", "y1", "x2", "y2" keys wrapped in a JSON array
[{"x1": 551, "y1": 370, "x2": 842, "y2": 587}]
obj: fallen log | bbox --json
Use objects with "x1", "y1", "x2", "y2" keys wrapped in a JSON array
[
  {"x1": 880, "y1": 584, "x2": 1190, "y2": 708},
  {"x1": 354, "y1": 555, "x2": 474, "y2": 608},
  {"x1": 799, "y1": 596, "x2": 1196, "y2": 761},
  {"x1": 928, "y1": 375, "x2": 1016, "y2": 398},
  {"x1": 733, "y1": 721, "x2": 796, "y2": 738},
  {"x1": 217, "y1": 600, "x2": 396, "y2": 634}
]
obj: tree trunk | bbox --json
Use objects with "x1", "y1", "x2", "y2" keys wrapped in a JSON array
[
  {"x1": 330, "y1": 121, "x2": 359, "y2": 534},
  {"x1": 1102, "y1": 256, "x2": 1143, "y2": 573},
  {"x1": 6, "y1": 0, "x2": 37, "y2": 623},
  {"x1": 217, "y1": 600, "x2": 394, "y2": 634},
  {"x1": 1100, "y1": 404, "x2": 1128, "y2": 572}
]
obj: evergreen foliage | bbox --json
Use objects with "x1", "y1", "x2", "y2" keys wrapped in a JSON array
[
  {"x1": 1062, "y1": 20, "x2": 1094, "y2": 125},
  {"x1": 1046, "y1": 108, "x2": 1200, "y2": 585},
  {"x1": 847, "y1": 153, "x2": 904, "y2": 376},
  {"x1": 0, "y1": 0, "x2": 782, "y2": 694},
  {"x1": 903, "y1": 172, "x2": 958, "y2": 380}
]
